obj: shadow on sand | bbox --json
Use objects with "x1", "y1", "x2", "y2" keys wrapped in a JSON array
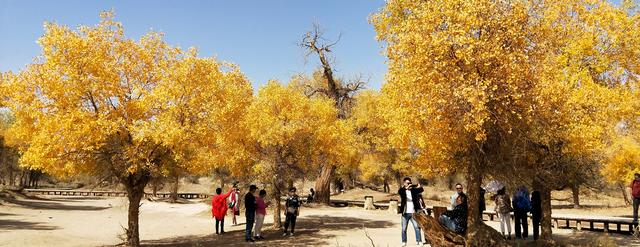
[
  {"x1": 141, "y1": 215, "x2": 395, "y2": 246},
  {"x1": 0, "y1": 219, "x2": 59, "y2": 231}
]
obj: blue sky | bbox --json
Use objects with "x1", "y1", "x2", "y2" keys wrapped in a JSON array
[{"x1": 0, "y1": 0, "x2": 388, "y2": 90}]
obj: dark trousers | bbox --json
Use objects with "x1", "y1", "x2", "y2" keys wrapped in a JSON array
[
  {"x1": 633, "y1": 198, "x2": 640, "y2": 224},
  {"x1": 215, "y1": 218, "x2": 224, "y2": 234},
  {"x1": 532, "y1": 214, "x2": 540, "y2": 240},
  {"x1": 245, "y1": 213, "x2": 255, "y2": 240},
  {"x1": 284, "y1": 212, "x2": 297, "y2": 233},
  {"x1": 514, "y1": 209, "x2": 528, "y2": 239}
]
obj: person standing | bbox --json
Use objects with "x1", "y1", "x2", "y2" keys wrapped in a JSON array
[
  {"x1": 398, "y1": 177, "x2": 425, "y2": 246},
  {"x1": 451, "y1": 183, "x2": 463, "y2": 209},
  {"x1": 512, "y1": 186, "x2": 531, "y2": 239},
  {"x1": 244, "y1": 185, "x2": 258, "y2": 242},
  {"x1": 492, "y1": 187, "x2": 512, "y2": 239},
  {"x1": 531, "y1": 190, "x2": 542, "y2": 240},
  {"x1": 211, "y1": 187, "x2": 234, "y2": 235},
  {"x1": 630, "y1": 173, "x2": 640, "y2": 225},
  {"x1": 479, "y1": 187, "x2": 486, "y2": 221},
  {"x1": 283, "y1": 187, "x2": 301, "y2": 236},
  {"x1": 229, "y1": 187, "x2": 240, "y2": 225},
  {"x1": 254, "y1": 189, "x2": 270, "y2": 240}
]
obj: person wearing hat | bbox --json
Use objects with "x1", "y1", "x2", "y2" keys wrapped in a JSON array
[
  {"x1": 244, "y1": 184, "x2": 258, "y2": 242},
  {"x1": 283, "y1": 187, "x2": 301, "y2": 237},
  {"x1": 630, "y1": 173, "x2": 640, "y2": 225}
]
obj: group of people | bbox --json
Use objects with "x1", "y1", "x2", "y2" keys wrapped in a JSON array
[
  {"x1": 398, "y1": 177, "x2": 545, "y2": 245},
  {"x1": 491, "y1": 186, "x2": 542, "y2": 240},
  {"x1": 210, "y1": 184, "x2": 303, "y2": 242}
]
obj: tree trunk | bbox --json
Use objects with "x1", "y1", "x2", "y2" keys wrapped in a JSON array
[
  {"x1": 272, "y1": 184, "x2": 282, "y2": 229},
  {"x1": 170, "y1": 174, "x2": 179, "y2": 202},
  {"x1": 618, "y1": 182, "x2": 631, "y2": 206},
  {"x1": 571, "y1": 183, "x2": 580, "y2": 209},
  {"x1": 314, "y1": 164, "x2": 335, "y2": 205},
  {"x1": 540, "y1": 186, "x2": 553, "y2": 242},
  {"x1": 465, "y1": 160, "x2": 483, "y2": 246},
  {"x1": 123, "y1": 172, "x2": 151, "y2": 247}
]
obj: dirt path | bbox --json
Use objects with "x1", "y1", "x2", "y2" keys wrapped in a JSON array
[{"x1": 1, "y1": 194, "x2": 639, "y2": 246}]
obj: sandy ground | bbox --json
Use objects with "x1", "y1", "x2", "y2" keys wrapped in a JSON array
[{"x1": 1, "y1": 192, "x2": 640, "y2": 247}]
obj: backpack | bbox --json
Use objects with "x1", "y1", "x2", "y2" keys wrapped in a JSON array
[{"x1": 514, "y1": 190, "x2": 531, "y2": 211}]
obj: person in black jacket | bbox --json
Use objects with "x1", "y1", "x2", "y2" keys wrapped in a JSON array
[
  {"x1": 531, "y1": 190, "x2": 542, "y2": 240},
  {"x1": 398, "y1": 177, "x2": 425, "y2": 246},
  {"x1": 244, "y1": 185, "x2": 257, "y2": 242},
  {"x1": 439, "y1": 193, "x2": 468, "y2": 234}
]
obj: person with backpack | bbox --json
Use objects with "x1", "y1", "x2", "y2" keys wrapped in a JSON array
[
  {"x1": 512, "y1": 186, "x2": 531, "y2": 239},
  {"x1": 492, "y1": 187, "x2": 512, "y2": 239},
  {"x1": 283, "y1": 187, "x2": 301, "y2": 237},
  {"x1": 211, "y1": 187, "x2": 234, "y2": 235},
  {"x1": 630, "y1": 173, "x2": 640, "y2": 225},
  {"x1": 398, "y1": 177, "x2": 426, "y2": 246}
]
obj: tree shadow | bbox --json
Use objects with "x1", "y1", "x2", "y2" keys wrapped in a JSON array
[
  {"x1": 141, "y1": 215, "x2": 394, "y2": 246},
  {"x1": 0, "y1": 219, "x2": 59, "y2": 231},
  {"x1": 551, "y1": 204, "x2": 617, "y2": 210},
  {"x1": 4, "y1": 197, "x2": 110, "y2": 211}
]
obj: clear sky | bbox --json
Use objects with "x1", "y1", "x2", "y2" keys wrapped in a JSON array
[{"x1": 0, "y1": 0, "x2": 388, "y2": 90}]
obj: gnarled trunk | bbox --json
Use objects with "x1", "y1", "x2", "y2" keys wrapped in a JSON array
[
  {"x1": 314, "y1": 164, "x2": 335, "y2": 205},
  {"x1": 170, "y1": 174, "x2": 179, "y2": 202},
  {"x1": 272, "y1": 185, "x2": 283, "y2": 229},
  {"x1": 540, "y1": 187, "x2": 553, "y2": 243},
  {"x1": 122, "y1": 172, "x2": 151, "y2": 247}
]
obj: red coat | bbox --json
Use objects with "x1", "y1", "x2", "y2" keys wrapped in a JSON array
[
  {"x1": 630, "y1": 180, "x2": 640, "y2": 199},
  {"x1": 212, "y1": 189, "x2": 234, "y2": 220}
]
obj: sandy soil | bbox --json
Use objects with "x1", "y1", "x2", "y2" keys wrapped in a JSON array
[{"x1": 1, "y1": 191, "x2": 639, "y2": 247}]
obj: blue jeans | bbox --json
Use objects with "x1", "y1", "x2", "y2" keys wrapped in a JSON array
[
  {"x1": 401, "y1": 213, "x2": 422, "y2": 243},
  {"x1": 439, "y1": 215, "x2": 457, "y2": 232},
  {"x1": 245, "y1": 212, "x2": 255, "y2": 240}
]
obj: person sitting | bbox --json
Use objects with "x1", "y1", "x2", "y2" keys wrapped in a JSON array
[
  {"x1": 438, "y1": 193, "x2": 468, "y2": 234},
  {"x1": 306, "y1": 188, "x2": 315, "y2": 203}
]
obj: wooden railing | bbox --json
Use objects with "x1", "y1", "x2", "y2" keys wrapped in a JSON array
[
  {"x1": 24, "y1": 189, "x2": 635, "y2": 234},
  {"x1": 24, "y1": 189, "x2": 210, "y2": 199}
]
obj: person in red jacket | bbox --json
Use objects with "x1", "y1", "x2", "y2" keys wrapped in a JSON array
[
  {"x1": 630, "y1": 173, "x2": 640, "y2": 225},
  {"x1": 212, "y1": 187, "x2": 234, "y2": 235}
]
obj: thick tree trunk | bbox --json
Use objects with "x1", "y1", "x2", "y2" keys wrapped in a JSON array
[
  {"x1": 571, "y1": 183, "x2": 580, "y2": 209},
  {"x1": 463, "y1": 151, "x2": 508, "y2": 247},
  {"x1": 123, "y1": 172, "x2": 150, "y2": 247},
  {"x1": 272, "y1": 184, "x2": 282, "y2": 229},
  {"x1": 314, "y1": 164, "x2": 335, "y2": 205},
  {"x1": 465, "y1": 160, "x2": 483, "y2": 246},
  {"x1": 540, "y1": 187, "x2": 553, "y2": 243},
  {"x1": 170, "y1": 174, "x2": 179, "y2": 202}
]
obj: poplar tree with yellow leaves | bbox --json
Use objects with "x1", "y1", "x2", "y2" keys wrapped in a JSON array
[
  {"x1": 352, "y1": 90, "x2": 415, "y2": 192},
  {"x1": 243, "y1": 81, "x2": 356, "y2": 227},
  {"x1": 373, "y1": 0, "x2": 639, "y2": 245},
  {"x1": 2, "y1": 12, "x2": 252, "y2": 246}
]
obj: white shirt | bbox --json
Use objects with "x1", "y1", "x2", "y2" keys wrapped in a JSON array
[{"x1": 405, "y1": 190, "x2": 415, "y2": 214}]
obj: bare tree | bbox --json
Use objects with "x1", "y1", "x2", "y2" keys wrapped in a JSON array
[{"x1": 299, "y1": 23, "x2": 365, "y2": 204}]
